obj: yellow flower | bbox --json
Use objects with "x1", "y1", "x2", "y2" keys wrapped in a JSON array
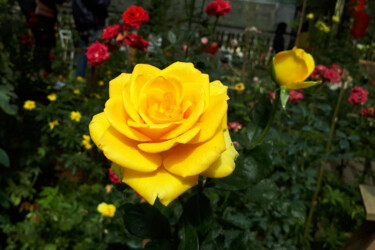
[
  {"x1": 73, "y1": 89, "x2": 80, "y2": 95},
  {"x1": 315, "y1": 21, "x2": 330, "y2": 33},
  {"x1": 58, "y1": 75, "x2": 64, "y2": 80},
  {"x1": 89, "y1": 62, "x2": 238, "y2": 206},
  {"x1": 76, "y1": 76, "x2": 84, "y2": 81},
  {"x1": 97, "y1": 202, "x2": 116, "y2": 217},
  {"x1": 273, "y1": 47, "x2": 319, "y2": 89},
  {"x1": 234, "y1": 83, "x2": 245, "y2": 93},
  {"x1": 49, "y1": 120, "x2": 59, "y2": 130},
  {"x1": 332, "y1": 16, "x2": 340, "y2": 23},
  {"x1": 81, "y1": 134, "x2": 92, "y2": 150},
  {"x1": 105, "y1": 184, "x2": 113, "y2": 193},
  {"x1": 98, "y1": 80, "x2": 105, "y2": 86},
  {"x1": 306, "y1": 13, "x2": 314, "y2": 20},
  {"x1": 70, "y1": 111, "x2": 82, "y2": 122},
  {"x1": 47, "y1": 93, "x2": 57, "y2": 101},
  {"x1": 23, "y1": 100, "x2": 36, "y2": 110}
]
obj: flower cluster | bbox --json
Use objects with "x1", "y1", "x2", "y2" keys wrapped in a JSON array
[
  {"x1": 348, "y1": 86, "x2": 369, "y2": 105},
  {"x1": 360, "y1": 107, "x2": 375, "y2": 118},
  {"x1": 288, "y1": 90, "x2": 304, "y2": 103},
  {"x1": 310, "y1": 64, "x2": 342, "y2": 83},
  {"x1": 81, "y1": 135, "x2": 92, "y2": 150},
  {"x1": 97, "y1": 202, "x2": 116, "y2": 217}
]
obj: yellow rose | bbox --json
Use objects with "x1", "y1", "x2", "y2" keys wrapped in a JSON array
[
  {"x1": 273, "y1": 47, "x2": 319, "y2": 90},
  {"x1": 97, "y1": 202, "x2": 116, "y2": 217},
  {"x1": 89, "y1": 62, "x2": 238, "y2": 206}
]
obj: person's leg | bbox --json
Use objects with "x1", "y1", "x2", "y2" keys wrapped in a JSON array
[{"x1": 76, "y1": 34, "x2": 89, "y2": 78}]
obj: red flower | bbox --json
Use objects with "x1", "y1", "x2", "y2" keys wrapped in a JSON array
[
  {"x1": 202, "y1": 42, "x2": 219, "y2": 55},
  {"x1": 86, "y1": 41, "x2": 109, "y2": 66},
  {"x1": 350, "y1": 10, "x2": 369, "y2": 38},
  {"x1": 329, "y1": 64, "x2": 343, "y2": 76},
  {"x1": 49, "y1": 54, "x2": 55, "y2": 60},
  {"x1": 102, "y1": 24, "x2": 120, "y2": 39},
  {"x1": 348, "y1": 86, "x2": 369, "y2": 105},
  {"x1": 108, "y1": 169, "x2": 121, "y2": 184},
  {"x1": 28, "y1": 12, "x2": 38, "y2": 23},
  {"x1": 122, "y1": 6, "x2": 149, "y2": 29},
  {"x1": 288, "y1": 90, "x2": 304, "y2": 103},
  {"x1": 324, "y1": 69, "x2": 341, "y2": 83},
  {"x1": 268, "y1": 91, "x2": 276, "y2": 103},
  {"x1": 310, "y1": 65, "x2": 328, "y2": 80},
  {"x1": 228, "y1": 122, "x2": 243, "y2": 132},
  {"x1": 205, "y1": 0, "x2": 232, "y2": 17},
  {"x1": 125, "y1": 34, "x2": 150, "y2": 51}
]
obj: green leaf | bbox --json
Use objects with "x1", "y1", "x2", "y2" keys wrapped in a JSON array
[
  {"x1": 245, "y1": 179, "x2": 278, "y2": 203},
  {"x1": 178, "y1": 221, "x2": 199, "y2": 250},
  {"x1": 110, "y1": 163, "x2": 124, "y2": 181},
  {"x1": 280, "y1": 86, "x2": 289, "y2": 110},
  {"x1": 182, "y1": 193, "x2": 211, "y2": 226},
  {"x1": 0, "y1": 148, "x2": 10, "y2": 167},
  {"x1": 222, "y1": 207, "x2": 252, "y2": 229},
  {"x1": 247, "y1": 98, "x2": 272, "y2": 143},
  {"x1": 168, "y1": 31, "x2": 177, "y2": 44},
  {"x1": 44, "y1": 244, "x2": 57, "y2": 250},
  {"x1": 213, "y1": 142, "x2": 273, "y2": 190},
  {"x1": 120, "y1": 203, "x2": 171, "y2": 239}
]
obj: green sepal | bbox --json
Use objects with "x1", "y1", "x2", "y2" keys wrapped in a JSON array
[
  {"x1": 286, "y1": 80, "x2": 322, "y2": 90},
  {"x1": 280, "y1": 86, "x2": 289, "y2": 110}
]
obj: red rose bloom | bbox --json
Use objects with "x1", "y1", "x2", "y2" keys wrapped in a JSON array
[
  {"x1": 324, "y1": 69, "x2": 341, "y2": 83},
  {"x1": 102, "y1": 24, "x2": 120, "y2": 40},
  {"x1": 310, "y1": 65, "x2": 327, "y2": 80},
  {"x1": 348, "y1": 86, "x2": 369, "y2": 105},
  {"x1": 125, "y1": 34, "x2": 150, "y2": 51},
  {"x1": 205, "y1": 0, "x2": 232, "y2": 17},
  {"x1": 86, "y1": 41, "x2": 109, "y2": 66},
  {"x1": 202, "y1": 42, "x2": 219, "y2": 55},
  {"x1": 329, "y1": 64, "x2": 343, "y2": 76},
  {"x1": 49, "y1": 54, "x2": 55, "y2": 60},
  {"x1": 122, "y1": 6, "x2": 149, "y2": 29},
  {"x1": 288, "y1": 90, "x2": 304, "y2": 103},
  {"x1": 108, "y1": 168, "x2": 121, "y2": 184},
  {"x1": 350, "y1": 10, "x2": 369, "y2": 38}
]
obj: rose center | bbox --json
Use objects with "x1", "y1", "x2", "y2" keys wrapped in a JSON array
[{"x1": 148, "y1": 92, "x2": 182, "y2": 121}]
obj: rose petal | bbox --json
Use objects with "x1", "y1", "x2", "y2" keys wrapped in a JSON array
[
  {"x1": 201, "y1": 129, "x2": 238, "y2": 178},
  {"x1": 89, "y1": 112, "x2": 110, "y2": 148},
  {"x1": 138, "y1": 126, "x2": 201, "y2": 153},
  {"x1": 122, "y1": 167, "x2": 198, "y2": 206},
  {"x1": 109, "y1": 73, "x2": 130, "y2": 99},
  {"x1": 285, "y1": 81, "x2": 321, "y2": 90},
  {"x1": 163, "y1": 128, "x2": 226, "y2": 177},
  {"x1": 104, "y1": 98, "x2": 151, "y2": 141},
  {"x1": 99, "y1": 127, "x2": 162, "y2": 172}
]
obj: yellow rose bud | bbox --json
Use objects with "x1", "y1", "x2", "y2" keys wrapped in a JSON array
[
  {"x1": 332, "y1": 16, "x2": 340, "y2": 23},
  {"x1": 97, "y1": 202, "x2": 116, "y2": 217},
  {"x1": 234, "y1": 83, "x2": 245, "y2": 93},
  {"x1": 73, "y1": 89, "x2": 80, "y2": 95},
  {"x1": 306, "y1": 13, "x2": 314, "y2": 20},
  {"x1": 23, "y1": 100, "x2": 36, "y2": 110},
  {"x1": 70, "y1": 111, "x2": 82, "y2": 122},
  {"x1": 47, "y1": 93, "x2": 57, "y2": 101},
  {"x1": 273, "y1": 47, "x2": 319, "y2": 89},
  {"x1": 89, "y1": 62, "x2": 238, "y2": 206}
]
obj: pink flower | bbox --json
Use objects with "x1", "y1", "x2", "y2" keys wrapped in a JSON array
[
  {"x1": 201, "y1": 37, "x2": 208, "y2": 44},
  {"x1": 324, "y1": 69, "x2": 341, "y2": 83},
  {"x1": 288, "y1": 90, "x2": 304, "y2": 103},
  {"x1": 360, "y1": 107, "x2": 375, "y2": 117},
  {"x1": 205, "y1": 0, "x2": 232, "y2": 17},
  {"x1": 348, "y1": 86, "x2": 369, "y2": 105},
  {"x1": 233, "y1": 141, "x2": 241, "y2": 148},
  {"x1": 310, "y1": 65, "x2": 328, "y2": 80},
  {"x1": 108, "y1": 168, "x2": 121, "y2": 184},
  {"x1": 102, "y1": 24, "x2": 120, "y2": 40},
  {"x1": 228, "y1": 122, "x2": 243, "y2": 132},
  {"x1": 329, "y1": 64, "x2": 343, "y2": 76},
  {"x1": 86, "y1": 41, "x2": 109, "y2": 66},
  {"x1": 125, "y1": 34, "x2": 150, "y2": 51}
]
